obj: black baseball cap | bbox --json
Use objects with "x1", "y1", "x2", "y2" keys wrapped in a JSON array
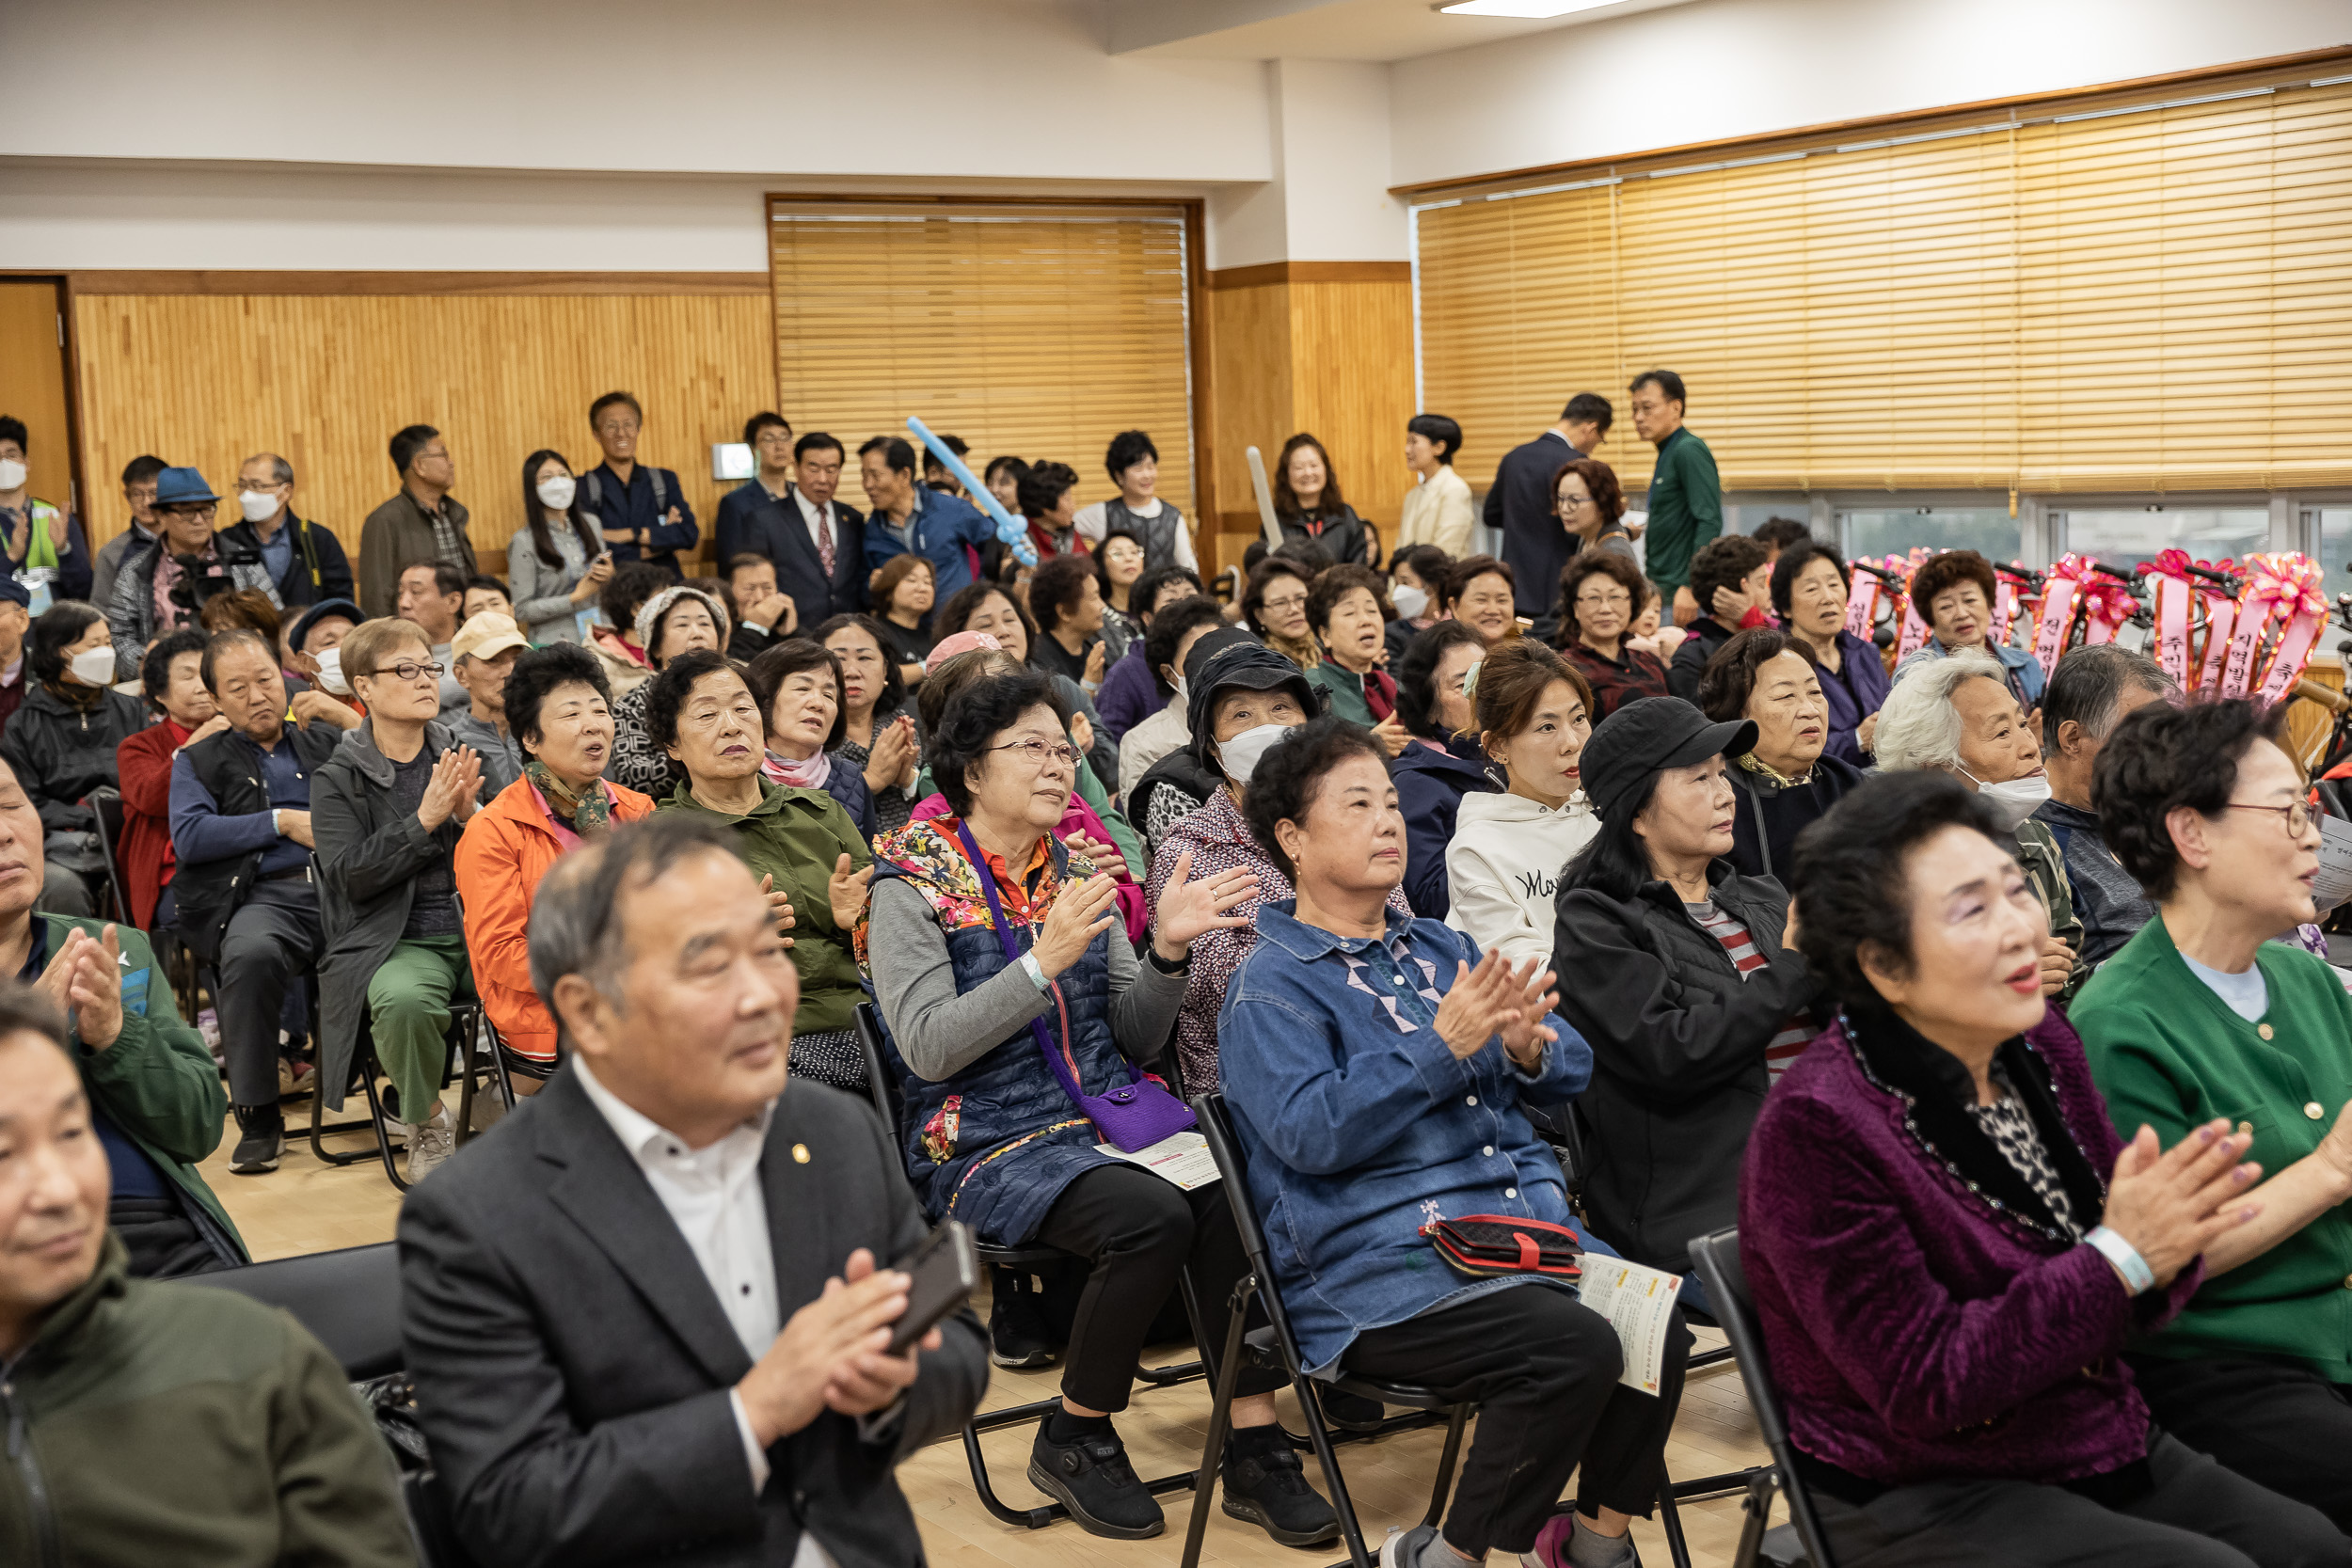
[
  {"x1": 288, "y1": 597, "x2": 364, "y2": 654},
  {"x1": 1184, "y1": 629, "x2": 1319, "y2": 770},
  {"x1": 1579, "y1": 697, "x2": 1756, "y2": 823}
]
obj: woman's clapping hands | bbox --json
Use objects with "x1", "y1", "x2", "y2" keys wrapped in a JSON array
[{"x1": 1431, "y1": 951, "x2": 1560, "y2": 1069}]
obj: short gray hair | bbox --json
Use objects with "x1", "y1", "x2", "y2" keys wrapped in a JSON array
[
  {"x1": 1874, "y1": 651, "x2": 2010, "y2": 774},
  {"x1": 526, "y1": 815, "x2": 746, "y2": 1043},
  {"x1": 246, "y1": 451, "x2": 294, "y2": 487},
  {"x1": 2044, "y1": 644, "x2": 2175, "y2": 741}
]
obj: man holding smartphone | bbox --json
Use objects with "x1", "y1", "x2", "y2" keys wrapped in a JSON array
[{"x1": 398, "y1": 816, "x2": 988, "y2": 1567}]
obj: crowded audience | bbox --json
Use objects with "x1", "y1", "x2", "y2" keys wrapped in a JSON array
[
  {"x1": 1390, "y1": 619, "x2": 1494, "y2": 918},
  {"x1": 1444, "y1": 637, "x2": 1597, "y2": 970},
  {"x1": 1771, "y1": 539, "x2": 1888, "y2": 764},
  {"x1": 1696, "y1": 626, "x2": 1866, "y2": 881}
]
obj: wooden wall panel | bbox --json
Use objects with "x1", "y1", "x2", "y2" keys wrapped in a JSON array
[
  {"x1": 70, "y1": 290, "x2": 774, "y2": 574},
  {"x1": 1201, "y1": 264, "x2": 1414, "y2": 574},
  {"x1": 0, "y1": 281, "x2": 77, "y2": 518}
]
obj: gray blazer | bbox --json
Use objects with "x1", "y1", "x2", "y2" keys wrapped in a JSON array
[
  {"x1": 507, "y1": 521, "x2": 596, "y2": 646},
  {"x1": 398, "y1": 1064, "x2": 989, "y2": 1568}
]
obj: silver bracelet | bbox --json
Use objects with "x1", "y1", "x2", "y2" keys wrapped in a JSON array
[{"x1": 2084, "y1": 1225, "x2": 2154, "y2": 1294}]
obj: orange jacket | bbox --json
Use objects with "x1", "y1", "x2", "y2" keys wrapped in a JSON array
[{"x1": 453, "y1": 774, "x2": 655, "y2": 1062}]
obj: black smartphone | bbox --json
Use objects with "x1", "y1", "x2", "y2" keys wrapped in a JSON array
[{"x1": 886, "y1": 1220, "x2": 977, "y2": 1356}]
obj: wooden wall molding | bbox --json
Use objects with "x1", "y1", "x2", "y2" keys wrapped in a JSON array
[
  {"x1": 1208, "y1": 261, "x2": 1412, "y2": 291},
  {"x1": 65, "y1": 271, "x2": 770, "y2": 297},
  {"x1": 1395, "y1": 43, "x2": 2352, "y2": 198}
]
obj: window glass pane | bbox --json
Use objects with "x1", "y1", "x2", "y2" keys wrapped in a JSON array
[
  {"x1": 1840, "y1": 508, "x2": 2022, "y2": 563},
  {"x1": 2317, "y1": 508, "x2": 2352, "y2": 609},
  {"x1": 1724, "y1": 502, "x2": 1816, "y2": 542},
  {"x1": 2053, "y1": 509, "x2": 2269, "y2": 569}
]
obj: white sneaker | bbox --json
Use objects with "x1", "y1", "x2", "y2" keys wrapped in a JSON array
[{"x1": 405, "y1": 1105, "x2": 455, "y2": 1183}]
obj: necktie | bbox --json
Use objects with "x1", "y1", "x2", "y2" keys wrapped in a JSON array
[{"x1": 816, "y1": 504, "x2": 835, "y2": 578}]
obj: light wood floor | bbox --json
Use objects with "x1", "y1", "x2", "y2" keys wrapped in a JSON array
[{"x1": 204, "y1": 1095, "x2": 1774, "y2": 1568}]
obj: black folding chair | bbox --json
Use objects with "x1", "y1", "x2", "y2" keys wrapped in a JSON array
[
  {"x1": 188, "y1": 1244, "x2": 473, "y2": 1568},
  {"x1": 1687, "y1": 1228, "x2": 1836, "y2": 1568},
  {"x1": 1182, "y1": 1092, "x2": 1472, "y2": 1568},
  {"x1": 453, "y1": 1008, "x2": 553, "y2": 1130},
  {"x1": 310, "y1": 999, "x2": 484, "y2": 1192},
  {"x1": 87, "y1": 785, "x2": 130, "y2": 927},
  {"x1": 850, "y1": 1002, "x2": 1207, "y2": 1530}
]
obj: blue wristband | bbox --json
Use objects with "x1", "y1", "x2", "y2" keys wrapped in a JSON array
[
  {"x1": 2085, "y1": 1226, "x2": 2155, "y2": 1294},
  {"x1": 1020, "y1": 952, "x2": 1048, "y2": 993}
]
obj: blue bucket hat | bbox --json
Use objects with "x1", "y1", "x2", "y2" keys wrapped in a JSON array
[{"x1": 152, "y1": 467, "x2": 221, "y2": 508}]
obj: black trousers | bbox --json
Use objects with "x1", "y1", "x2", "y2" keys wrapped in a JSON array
[
  {"x1": 1807, "y1": 1431, "x2": 2346, "y2": 1567},
  {"x1": 2127, "y1": 1352, "x2": 2352, "y2": 1533},
  {"x1": 213, "y1": 879, "x2": 323, "y2": 1109},
  {"x1": 1343, "y1": 1283, "x2": 1692, "y2": 1559},
  {"x1": 1030, "y1": 1164, "x2": 1283, "y2": 1414}
]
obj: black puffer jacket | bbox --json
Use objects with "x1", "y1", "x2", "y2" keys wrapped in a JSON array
[
  {"x1": 0, "y1": 681, "x2": 148, "y2": 834},
  {"x1": 1552, "y1": 859, "x2": 1821, "y2": 1274}
]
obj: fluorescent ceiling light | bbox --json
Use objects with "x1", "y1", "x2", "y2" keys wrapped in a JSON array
[{"x1": 1435, "y1": 0, "x2": 1619, "y2": 16}]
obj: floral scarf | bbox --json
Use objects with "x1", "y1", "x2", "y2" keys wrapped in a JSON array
[
  {"x1": 762, "y1": 748, "x2": 833, "y2": 791},
  {"x1": 525, "y1": 760, "x2": 612, "y2": 834}
]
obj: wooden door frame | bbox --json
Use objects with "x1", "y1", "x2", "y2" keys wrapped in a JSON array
[{"x1": 0, "y1": 271, "x2": 88, "y2": 527}]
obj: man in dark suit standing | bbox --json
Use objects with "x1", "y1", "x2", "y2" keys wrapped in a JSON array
[
  {"x1": 713, "y1": 410, "x2": 797, "y2": 565},
  {"x1": 399, "y1": 816, "x2": 987, "y2": 1568},
  {"x1": 1483, "y1": 391, "x2": 1613, "y2": 619},
  {"x1": 715, "y1": 431, "x2": 866, "y2": 635}
]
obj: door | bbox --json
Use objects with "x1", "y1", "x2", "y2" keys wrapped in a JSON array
[{"x1": 0, "y1": 278, "x2": 78, "y2": 516}]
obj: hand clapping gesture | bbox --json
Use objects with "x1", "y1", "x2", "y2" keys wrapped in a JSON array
[
  {"x1": 416, "y1": 746, "x2": 485, "y2": 831},
  {"x1": 2101, "y1": 1118, "x2": 2261, "y2": 1289},
  {"x1": 1148, "y1": 848, "x2": 1258, "y2": 964},
  {"x1": 758, "y1": 873, "x2": 798, "y2": 948},
  {"x1": 827, "y1": 853, "x2": 872, "y2": 931},
  {"x1": 1431, "y1": 951, "x2": 1560, "y2": 1069},
  {"x1": 1032, "y1": 872, "x2": 1120, "y2": 980},
  {"x1": 38, "y1": 925, "x2": 125, "y2": 1050}
]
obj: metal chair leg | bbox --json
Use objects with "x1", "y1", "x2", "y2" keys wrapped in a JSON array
[
  {"x1": 1657, "y1": 1478, "x2": 1694, "y2": 1568},
  {"x1": 1178, "y1": 1278, "x2": 1257, "y2": 1568},
  {"x1": 1420, "y1": 1405, "x2": 1468, "y2": 1529},
  {"x1": 1731, "y1": 1467, "x2": 1778, "y2": 1568},
  {"x1": 1289, "y1": 1369, "x2": 1377, "y2": 1568}
]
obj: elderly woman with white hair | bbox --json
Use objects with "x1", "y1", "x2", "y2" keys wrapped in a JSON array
[{"x1": 1872, "y1": 649, "x2": 2082, "y2": 997}]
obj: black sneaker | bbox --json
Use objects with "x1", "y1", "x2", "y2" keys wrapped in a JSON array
[
  {"x1": 1027, "y1": 1421, "x2": 1164, "y2": 1539},
  {"x1": 989, "y1": 1267, "x2": 1057, "y2": 1370},
  {"x1": 1319, "y1": 1386, "x2": 1386, "y2": 1433},
  {"x1": 1221, "y1": 1432, "x2": 1340, "y2": 1546},
  {"x1": 230, "y1": 1103, "x2": 284, "y2": 1175}
]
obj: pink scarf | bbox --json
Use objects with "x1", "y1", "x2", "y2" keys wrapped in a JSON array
[{"x1": 762, "y1": 748, "x2": 833, "y2": 790}]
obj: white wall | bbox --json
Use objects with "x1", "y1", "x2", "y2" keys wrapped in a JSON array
[
  {"x1": 0, "y1": 0, "x2": 1271, "y2": 183},
  {"x1": 1206, "y1": 58, "x2": 1408, "y2": 269},
  {"x1": 1391, "y1": 0, "x2": 2352, "y2": 188}
]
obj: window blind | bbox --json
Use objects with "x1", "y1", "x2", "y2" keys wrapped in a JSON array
[
  {"x1": 768, "y1": 203, "x2": 1196, "y2": 516},
  {"x1": 1414, "y1": 74, "x2": 2352, "y2": 496}
]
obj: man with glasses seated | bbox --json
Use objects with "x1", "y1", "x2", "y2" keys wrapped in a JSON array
[{"x1": 170, "y1": 628, "x2": 359, "y2": 1177}]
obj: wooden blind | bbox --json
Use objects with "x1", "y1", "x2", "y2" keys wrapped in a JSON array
[
  {"x1": 1416, "y1": 75, "x2": 2352, "y2": 495},
  {"x1": 769, "y1": 203, "x2": 1195, "y2": 516}
]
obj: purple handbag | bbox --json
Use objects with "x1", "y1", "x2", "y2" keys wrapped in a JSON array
[{"x1": 956, "y1": 822, "x2": 1196, "y2": 1153}]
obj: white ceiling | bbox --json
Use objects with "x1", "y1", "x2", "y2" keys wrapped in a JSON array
[{"x1": 1105, "y1": 0, "x2": 1702, "y2": 61}]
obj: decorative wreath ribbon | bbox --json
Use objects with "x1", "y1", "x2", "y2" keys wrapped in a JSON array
[
  {"x1": 2246, "y1": 552, "x2": 2329, "y2": 707},
  {"x1": 1886, "y1": 555, "x2": 1933, "y2": 660},
  {"x1": 2075, "y1": 567, "x2": 2139, "y2": 649},
  {"x1": 2137, "y1": 550, "x2": 2199, "y2": 687},
  {"x1": 1843, "y1": 567, "x2": 1882, "y2": 641},
  {"x1": 2031, "y1": 555, "x2": 2093, "y2": 678}
]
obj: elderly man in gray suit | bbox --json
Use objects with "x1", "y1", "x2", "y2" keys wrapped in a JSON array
[{"x1": 398, "y1": 815, "x2": 987, "y2": 1567}]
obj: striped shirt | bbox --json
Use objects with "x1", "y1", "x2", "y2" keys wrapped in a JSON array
[{"x1": 1686, "y1": 900, "x2": 1818, "y2": 1079}]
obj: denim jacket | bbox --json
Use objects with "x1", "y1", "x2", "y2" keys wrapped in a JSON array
[{"x1": 1217, "y1": 900, "x2": 1591, "y2": 1374}]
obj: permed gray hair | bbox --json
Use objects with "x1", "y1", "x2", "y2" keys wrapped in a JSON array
[{"x1": 1872, "y1": 650, "x2": 2010, "y2": 774}]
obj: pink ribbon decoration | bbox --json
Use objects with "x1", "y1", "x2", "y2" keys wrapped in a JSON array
[
  {"x1": 1843, "y1": 568, "x2": 1879, "y2": 641},
  {"x1": 1994, "y1": 578, "x2": 2016, "y2": 643},
  {"x1": 2197, "y1": 589, "x2": 2239, "y2": 692},
  {"x1": 2030, "y1": 553, "x2": 2106, "y2": 677},
  {"x1": 1886, "y1": 558, "x2": 1932, "y2": 659},
  {"x1": 2246, "y1": 552, "x2": 2329, "y2": 707},
  {"x1": 2217, "y1": 598, "x2": 2272, "y2": 700}
]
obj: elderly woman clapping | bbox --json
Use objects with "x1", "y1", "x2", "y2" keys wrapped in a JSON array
[
  {"x1": 2074, "y1": 697, "x2": 2352, "y2": 1532},
  {"x1": 1873, "y1": 651, "x2": 2080, "y2": 997},
  {"x1": 1740, "y1": 769, "x2": 2344, "y2": 1567}
]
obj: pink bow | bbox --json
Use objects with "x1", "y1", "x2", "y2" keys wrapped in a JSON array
[{"x1": 2242, "y1": 552, "x2": 2328, "y2": 621}]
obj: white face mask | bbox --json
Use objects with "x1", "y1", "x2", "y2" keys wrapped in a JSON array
[
  {"x1": 312, "y1": 646, "x2": 351, "y2": 696},
  {"x1": 239, "y1": 489, "x2": 280, "y2": 524},
  {"x1": 0, "y1": 460, "x2": 26, "y2": 492},
  {"x1": 1962, "y1": 768, "x2": 2051, "y2": 832},
  {"x1": 536, "y1": 475, "x2": 578, "y2": 511},
  {"x1": 69, "y1": 648, "x2": 117, "y2": 687},
  {"x1": 1216, "y1": 721, "x2": 1291, "y2": 784},
  {"x1": 1391, "y1": 584, "x2": 1430, "y2": 621},
  {"x1": 1169, "y1": 675, "x2": 1187, "y2": 706}
]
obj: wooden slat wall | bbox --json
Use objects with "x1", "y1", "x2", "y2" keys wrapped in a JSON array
[
  {"x1": 1416, "y1": 73, "x2": 2352, "y2": 497},
  {"x1": 0, "y1": 281, "x2": 77, "y2": 518},
  {"x1": 69, "y1": 289, "x2": 774, "y2": 570}
]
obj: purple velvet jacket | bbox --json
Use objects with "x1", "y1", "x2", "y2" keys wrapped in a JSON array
[{"x1": 1740, "y1": 1008, "x2": 2201, "y2": 1490}]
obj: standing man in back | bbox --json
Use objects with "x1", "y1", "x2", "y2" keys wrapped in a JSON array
[
  {"x1": 583, "y1": 390, "x2": 699, "y2": 581},
  {"x1": 1628, "y1": 370, "x2": 1722, "y2": 626},
  {"x1": 858, "y1": 436, "x2": 993, "y2": 600},
  {"x1": 359, "y1": 423, "x2": 475, "y2": 618},
  {"x1": 222, "y1": 451, "x2": 355, "y2": 610},
  {"x1": 1484, "y1": 392, "x2": 1612, "y2": 620},
  {"x1": 92, "y1": 455, "x2": 167, "y2": 614}
]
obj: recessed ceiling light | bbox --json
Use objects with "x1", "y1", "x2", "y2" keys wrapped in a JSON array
[{"x1": 1435, "y1": 0, "x2": 1620, "y2": 16}]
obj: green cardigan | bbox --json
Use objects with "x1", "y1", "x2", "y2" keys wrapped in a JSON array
[
  {"x1": 2074, "y1": 913, "x2": 2352, "y2": 1381},
  {"x1": 657, "y1": 779, "x2": 873, "y2": 1037}
]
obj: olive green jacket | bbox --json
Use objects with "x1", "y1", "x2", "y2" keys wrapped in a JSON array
[
  {"x1": 0, "y1": 1237, "x2": 414, "y2": 1567},
  {"x1": 657, "y1": 778, "x2": 873, "y2": 1036}
]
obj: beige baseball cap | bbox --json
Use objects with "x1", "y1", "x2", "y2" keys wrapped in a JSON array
[{"x1": 451, "y1": 611, "x2": 530, "y2": 664}]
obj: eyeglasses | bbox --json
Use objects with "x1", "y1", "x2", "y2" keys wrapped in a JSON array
[
  {"x1": 373, "y1": 660, "x2": 447, "y2": 684},
  {"x1": 1261, "y1": 594, "x2": 1308, "y2": 614},
  {"x1": 1557, "y1": 494, "x2": 1592, "y2": 511},
  {"x1": 991, "y1": 737, "x2": 1081, "y2": 770},
  {"x1": 235, "y1": 480, "x2": 286, "y2": 494},
  {"x1": 160, "y1": 504, "x2": 217, "y2": 522},
  {"x1": 2223, "y1": 800, "x2": 2314, "y2": 836}
]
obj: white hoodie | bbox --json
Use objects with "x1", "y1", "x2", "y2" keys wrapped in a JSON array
[{"x1": 1444, "y1": 790, "x2": 1598, "y2": 971}]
